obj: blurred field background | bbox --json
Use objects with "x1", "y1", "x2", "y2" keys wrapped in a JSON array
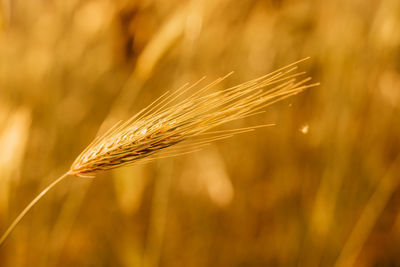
[{"x1": 1, "y1": 0, "x2": 400, "y2": 266}]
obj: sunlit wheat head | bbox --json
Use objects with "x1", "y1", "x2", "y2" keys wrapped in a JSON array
[{"x1": 69, "y1": 59, "x2": 318, "y2": 177}]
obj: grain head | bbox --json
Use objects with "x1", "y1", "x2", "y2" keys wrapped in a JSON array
[{"x1": 68, "y1": 59, "x2": 318, "y2": 177}]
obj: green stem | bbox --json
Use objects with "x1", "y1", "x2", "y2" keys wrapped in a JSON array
[{"x1": 0, "y1": 172, "x2": 69, "y2": 246}]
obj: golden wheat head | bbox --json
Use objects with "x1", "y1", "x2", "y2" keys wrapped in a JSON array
[{"x1": 68, "y1": 58, "x2": 318, "y2": 177}]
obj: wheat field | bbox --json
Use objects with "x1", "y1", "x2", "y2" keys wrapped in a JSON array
[{"x1": 0, "y1": 0, "x2": 400, "y2": 266}]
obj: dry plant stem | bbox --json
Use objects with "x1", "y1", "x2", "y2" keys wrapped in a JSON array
[
  {"x1": 334, "y1": 155, "x2": 400, "y2": 267},
  {"x1": 0, "y1": 172, "x2": 70, "y2": 246}
]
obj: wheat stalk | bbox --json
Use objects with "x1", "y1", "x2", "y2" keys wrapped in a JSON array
[{"x1": 0, "y1": 58, "x2": 318, "y2": 246}]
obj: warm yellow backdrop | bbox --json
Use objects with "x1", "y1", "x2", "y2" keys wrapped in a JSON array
[{"x1": 1, "y1": 0, "x2": 399, "y2": 266}]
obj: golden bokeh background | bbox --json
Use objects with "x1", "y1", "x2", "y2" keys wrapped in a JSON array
[{"x1": 1, "y1": 0, "x2": 400, "y2": 266}]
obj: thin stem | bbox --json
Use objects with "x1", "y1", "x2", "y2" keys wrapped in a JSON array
[{"x1": 0, "y1": 172, "x2": 70, "y2": 246}]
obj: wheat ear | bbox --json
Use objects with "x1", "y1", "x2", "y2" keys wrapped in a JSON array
[{"x1": 0, "y1": 58, "x2": 318, "y2": 246}]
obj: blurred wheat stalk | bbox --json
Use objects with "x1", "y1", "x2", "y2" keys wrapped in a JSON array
[{"x1": 0, "y1": 59, "x2": 317, "y2": 246}]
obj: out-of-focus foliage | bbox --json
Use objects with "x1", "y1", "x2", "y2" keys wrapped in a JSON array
[{"x1": 0, "y1": 0, "x2": 400, "y2": 266}]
